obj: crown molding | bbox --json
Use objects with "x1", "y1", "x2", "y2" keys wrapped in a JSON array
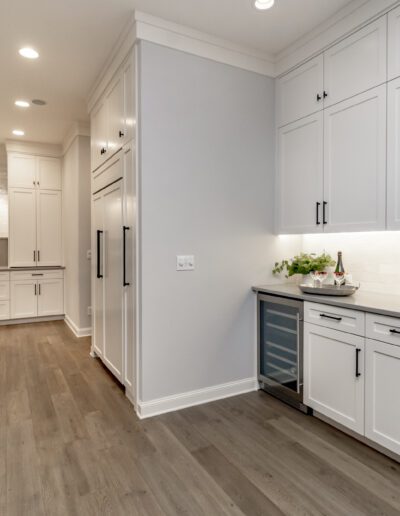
[
  {"x1": 62, "y1": 121, "x2": 90, "y2": 156},
  {"x1": 275, "y1": 0, "x2": 400, "y2": 76},
  {"x1": 134, "y1": 11, "x2": 275, "y2": 78},
  {"x1": 5, "y1": 140, "x2": 62, "y2": 158}
]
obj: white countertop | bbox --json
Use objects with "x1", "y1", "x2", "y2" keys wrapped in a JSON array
[{"x1": 252, "y1": 283, "x2": 400, "y2": 319}]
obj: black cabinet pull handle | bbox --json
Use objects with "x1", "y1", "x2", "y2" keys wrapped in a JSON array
[
  {"x1": 356, "y1": 348, "x2": 361, "y2": 377},
  {"x1": 316, "y1": 93, "x2": 322, "y2": 101},
  {"x1": 123, "y1": 226, "x2": 130, "y2": 286},
  {"x1": 34, "y1": 284, "x2": 37, "y2": 296},
  {"x1": 38, "y1": 284, "x2": 41, "y2": 296},
  {"x1": 390, "y1": 328, "x2": 400, "y2": 335},
  {"x1": 100, "y1": 147, "x2": 107, "y2": 155},
  {"x1": 97, "y1": 230, "x2": 103, "y2": 279},
  {"x1": 119, "y1": 131, "x2": 124, "y2": 138},
  {"x1": 38, "y1": 250, "x2": 40, "y2": 262},
  {"x1": 323, "y1": 91, "x2": 328, "y2": 98},
  {"x1": 316, "y1": 202, "x2": 321, "y2": 225},
  {"x1": 323, "y1": 201, "x2": 328, "y2": 225},
  {"x1": 320, "y1": 313, "x2": 342, "y2": 321},
  {"x1": 33, "y1": 250, "x2": 36, "y2": 262}
]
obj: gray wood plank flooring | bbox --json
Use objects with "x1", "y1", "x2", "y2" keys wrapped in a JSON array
[{"x1": 1, "y1": 320, "x2": 400, "y2": 515}]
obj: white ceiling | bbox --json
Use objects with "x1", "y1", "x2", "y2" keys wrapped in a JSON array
[{"x1": 0, "y1": 0, "x2": 355, "y2": 145}]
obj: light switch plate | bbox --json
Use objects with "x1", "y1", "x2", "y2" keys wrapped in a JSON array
[{"x1": 176, "y1": 255, "x2": 195, "y2": 271}]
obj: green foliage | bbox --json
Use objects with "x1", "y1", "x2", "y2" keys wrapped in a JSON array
[{"x1": 272, "y1": 252, "x2": 335, "y2": 278}]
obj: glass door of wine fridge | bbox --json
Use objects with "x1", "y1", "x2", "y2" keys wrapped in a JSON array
[{"x1": 258, "y1": 293, "x2": 308, "y2": 412}]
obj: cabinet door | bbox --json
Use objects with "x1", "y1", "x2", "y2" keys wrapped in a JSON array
[
  {"x1": 103, "y1": 180, "x2": 124, "y2": 382},
  {"x1": 37, "y1": 279, "x2": 63, "y2": 316},
  {"x1": 123, "y1": 143, "x2": 136, "y2": 394},
  {"x1": 36, "y1": 190, "x2": 62, "y2": 266},
  {"x1": 365, "y1": 339, "x2": 400, "y2": 455},
  {"x1": 324, "y1": 17, "x2": 387, "y2": 107},
  {"x1": 8, "y1": 188, "x2": 37, "y2": 267},
  {"x1": 387, "y1": 77, "x2": 400, "y2": 229},
  {"x1": 388, "y1": 6, "x2": 400, "y2": 81},
  {"x1": 92, "y1": 194, "x2": 104, "y2": 357},
  {"x1": 0, "y1": 301, "x2": 10, "y2": 321},
  {"x1": 8, "y1": 154, "x2": 36, "y2": 189},
  {"x1": 91, "y1": 100, "x2": 108, "y2": 172},
  {"x1": 276, "y1": 112, "x2": 323, "y2": 234},
  {"x1": 122, "y1": 53, "x2": 135, "y2": 144},
  {"x1": 106, "y1": 74, "x2": 125, "y2": 155},
  {"x1": 37, "y1": 157, "x2": 61, "y2": 190},
  {"x1": 304, "y1": 323, "x2": 364, "y2": 434},
  {"x1": 323, "y1": 85, "x2": 386, "y2": 233},
  {"x1": 276, "y1": 55, "x2": 323, "y2": 127},
  {"x1": 10, "y1": 280, "x2": 37, "y2": 319}
]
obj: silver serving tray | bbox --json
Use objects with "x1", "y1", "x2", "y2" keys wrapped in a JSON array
[{"x1": 299, "y1": 284, "x2": 359, "y2": 296}]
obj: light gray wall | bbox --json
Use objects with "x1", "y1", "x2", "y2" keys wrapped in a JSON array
[
  {"x1": 62, "y1": 135, "x2": 91, "y2": 331},
  {"x1": 138, "y1": 42, "x2": 299, "y2": 402}
]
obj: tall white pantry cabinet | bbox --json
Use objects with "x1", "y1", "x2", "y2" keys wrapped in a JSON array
[{"x1": 89, "y1": 50, "x2": 136, "y2": 405}]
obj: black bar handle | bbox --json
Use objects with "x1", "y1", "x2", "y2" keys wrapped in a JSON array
[
  {"x1": 33, "y1": 250, "x2": 36, "y2": 262},
  {"x1": 39, "y1": 284, "x2": 41, "y2": 296},
  {"x1": 34, "y1": 284, "x2": 37, "y2": 296},
  {"x1": 323, "y1": 91, "x2": 328, "y2": 98},
  {"x1": 316, "y1": 93, "x2": 322, "y2": 101},
  {"x1": 323, "y1": 201, "x2": 328, "y2": 225},
  {"x1": 320, "y1": 313, "x2": 342, "y2": 322},
  {"x1": 316, "y1": 202, "x2": 321, "y2": 225},
  {"x1": 38, "y1": 250, "x2": 40, "y2": 262},
  {"x1": 123, "y1": 226, "x2": 130, "y2": 286},
  {"x1": 356, "y1": 348, "x2": 361, "y2": 378},
  {"x1": 390, "y1": 328, "x2": 400, "y2": 335},
  {"x1": 97, "y1": 230, "x2": 103, "y2": 279}
]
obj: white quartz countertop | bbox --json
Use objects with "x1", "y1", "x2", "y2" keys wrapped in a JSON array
[
  {"x1": 252, "y1": 283, "x2": 400, "y2": 319},
  {"x1": 0, "y1": 266, "x2": 65, "y2": 271}
]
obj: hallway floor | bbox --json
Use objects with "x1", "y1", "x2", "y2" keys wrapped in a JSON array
[{"x1": 1, "y1": 321, "x2": 400, "y2": 515}]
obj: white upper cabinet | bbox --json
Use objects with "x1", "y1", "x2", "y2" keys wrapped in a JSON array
[
  {"x1": 388, "y1": 6, "x2": 400, "y2": 81},
  {"x1": 387, "y1": 77, "x2": 400, "y2": 229},
  {"x1": 37, "y1": 157, "x2": 62, "y2": 190},
  {"x1": 276, "y1": 112, "x2": 323, "y2": 234},
  {"x1": 324, "y1": 17, "x2": 387, "y2": 107},
  {"x1": 8, "y1": 188, "x2": 37, "y2": 267},
  {"x1": 90, "y1": 52, "x2": 135, "y2": 172},
  {"x1": 8, "y1": 154, "x2": 36, "y2": 188},
  {"x1": 8, "y1": 154, "x2": 61, "y2": 190},
  {"x1": 323, "y1": 85, "x2": 386, "y2": 233},
  {"x1": 36, "y1": 190, "x2": 62, "y2": 266},
  {"x1": 106, "y1": 74, "x2": 124, "y2": 155},
  {"x1": 276, "y1": 55, "x2": 323, "y2": 127}
]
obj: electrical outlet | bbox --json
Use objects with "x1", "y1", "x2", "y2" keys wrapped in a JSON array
[
  {"x1": 176, "y1": 255, "x2": 195, "y2": 271},
  {"x1": 87, "y1": 250, "x2": 92, "y2": 260},
  {"x1": 87, "y1": 306, "x2": 92, "y2": 316}
]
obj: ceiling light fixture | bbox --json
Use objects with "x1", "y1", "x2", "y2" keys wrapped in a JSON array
[
  {"x1": 18, "y1": 47, "x2": 39, "y2": 59},
  {"x1": 12, "y1": 129, "x2": 25, "y2": 136},
  {"x1": 15, "y1": 100, "x2": 30, "y2": 108},
  {"x1": 254, "y1": 0, "x2": 275, "y2": 10}
]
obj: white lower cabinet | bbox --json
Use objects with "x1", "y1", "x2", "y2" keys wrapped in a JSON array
[
  {"x1": 0, "y1": 301, "x2": 10, "y2": 320},
  {"x1": 9, "y1": 270, "x2": 64, "y2": 320},
  {"x1": 365, "y1": 338, "x2": 400, "y2": 455},
  {"x1": 304, "y1": 322, "x2": 365, "y2": 434}
]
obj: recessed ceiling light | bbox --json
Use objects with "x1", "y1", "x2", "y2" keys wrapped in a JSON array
[
  {"x1": 19, "y1": 47, "x2": 39, "y2": 59},
  {"x1": 15, "y1": 100, "x2": 30, "y2": 108},
  {"x1": 12, "y1": 129, "x2": 25, "y2": 136},
  {"x1": 254, "y1": 0, "x2": 275, "y2": 10}
]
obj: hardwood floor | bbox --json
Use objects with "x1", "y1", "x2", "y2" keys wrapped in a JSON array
[{"x1": 1, "y1": 321, "x2": 400, "y2": 515}]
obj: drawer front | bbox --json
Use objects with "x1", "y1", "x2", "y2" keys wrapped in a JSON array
[
  {"x1": 304, "y1": 302, "x2": 365, "y2": 336},
  {"x1": 0, "y1": 301, "x2": 10, "y2": 320},
  {"x1": 0, "y1": 281, "x2": 10, "y2": 301},
  {"x1": 0, "y1": 272, "x2": 9, "y2": 281},
  {"x1": 366, "y1": 313, "x2": 400, "y2": 346},
  {"x1": 10, "y1": 270, "x2": 64, "y2": 281}
]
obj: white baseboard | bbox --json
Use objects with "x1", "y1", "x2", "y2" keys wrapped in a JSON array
[
  {"x1": 0, "y1": 315, "x2": 64, "y2": 326},
  {"x1": 64, "y1": 315, "x2": 92, "y2": 338},
  {"x1": 136, "y1": 377, "x2": 258, "y2": 419}
]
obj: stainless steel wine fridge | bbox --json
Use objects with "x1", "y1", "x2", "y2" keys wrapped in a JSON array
[{"x1": 257, "y1": 293, "x2": 310, "y2": 413}]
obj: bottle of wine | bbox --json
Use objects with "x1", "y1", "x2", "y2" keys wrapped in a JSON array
[{"x1": 335, "y1": 251, "x2": 345, "y2": 274}]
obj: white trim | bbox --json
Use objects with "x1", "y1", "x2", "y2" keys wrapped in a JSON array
[
  {"x1": 134, "y1": 11, "x2": 275, "y2": 78},
  {"x1": 5, "y1": 140, "x2": 62, "y2": 158},
  {"x1": 0, "y1": 315, "x2": 64, "y2": 326},
  {"x1": 64, "y1": 315, "x2": 92, "y2": 338},
  {"x1": 125, "y1": 388, "x2": 135, "y2": 408},
  {"x1": 62, "y1": 122, "x2": 90, "y2": 156},
  {"x1": 136, "y1": 377, "x2": 258, "y2": 419},
  {"x1": 275, "y1": 0, "x2": 400, "y2": 76}
]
